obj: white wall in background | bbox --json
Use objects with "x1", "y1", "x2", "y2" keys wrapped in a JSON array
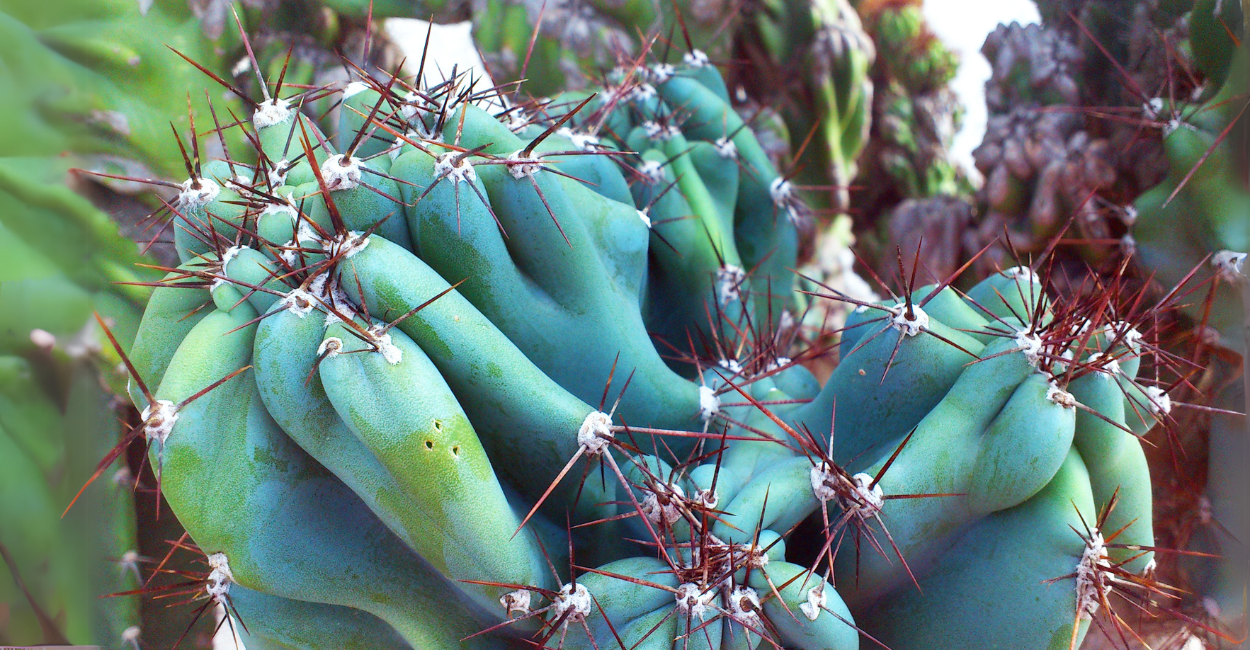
[
  {"x1": 213, "y1": 604, "x2": 242, "y2": 650},
  {"x1": 922, "y1": 0, "x2": 1040, "y2": 181},
  {"x1": 386, "y1": 19, "x2": 495, "y2": 90}
]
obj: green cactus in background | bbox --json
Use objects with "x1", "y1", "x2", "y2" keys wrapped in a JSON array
[
  {"x1": 852, "y1": 0, "x2": 963, "y2": 212},
  {"x1": 733, "y1": 0, "x2": 876, "y2": 340},
  {"x1": 1134, "y1": 55, "x2": 1246, "y2": 352},
  {"x1": 0, "y1": 0, "x2": 247, "y2": 180},
  {"x1": 471, "y1": 0, "x2": 635, "y2": 95},
  {"x1": 0, "y1": 349, "x2": 141, "y2": 649},
  {"x1": 843, "y1": 0, "x2": 972, "y2": 286},
  {"x1": 326, "y1": 0, "x2": 740, "y2": 97},
  {"x1": 0, "y1": 162, "x2": 146, "y2": 648},
  {"x1": 0, "y1": 0, "x2": 398, "y2": 190},
  {"x1": 734, "y1": 0, "x2": 875, "y2": 217},
  {"x1": 1133, "y1": 32, "x2": 1246, "y2": 634}
]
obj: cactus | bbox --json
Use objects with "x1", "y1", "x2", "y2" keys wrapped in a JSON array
[
  {"x1": 971, "y1": 21, "x2": 1120, "y2": 260},
  {"x1": 0, "y1": 162, "x2": 147, "y2": 647},
  {"x1": 53, "y1": 15, "x2": 1224, "y2": 643},
  {"x1": 851, "y1": 0, "x2": 964, "y2": 217},
  {"x1": 404, "y1": 0, "x2": 878, "y2": 223},
  {"x1": 965, "y1": 0, "x2": 1208, "y2": 267},
  {"x1": 871, "y1": 0, "x2": 1220, "y2": 290},
  {"x1": 1196, "y1": 251, "x2": 1250, "y2": 642},
  {"x1": 83, "y1": 35, "x2": 840, "y2": 647},
  {"x1": 0, "y1": 350, "x2": 141, "y2": 648},
  {"x1": 0, "y1": 0, "x2": 247, "y2": 180},
  {"x1": 849, "y1": 0, "x2": 970, "y2": 285},
  {"x1": 1133, "y1": 22, "x2": 1247, "y2": 634},
  {"x1": 355, "y1": 0, "x2": 744, "y2": 97},
  {"x1": 862, "y1": 449, "x2": 1103, "y2": 648},
  {"x1": 471, "y1": 0, "x2": 643, "y2": 96},
  {"x1": 734, "y1": 0, "x2": 876, "y2": 215},
  {"x1": 2, "y1": 0, "x2": 1231, "y2": 643}
]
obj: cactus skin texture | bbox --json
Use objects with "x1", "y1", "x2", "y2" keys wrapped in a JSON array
[{"x1": 862, "y1": 449, "x2": 1099, "y2": 650}]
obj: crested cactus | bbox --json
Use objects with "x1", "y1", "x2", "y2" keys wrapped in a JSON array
[
  {"x1": 47, "y1": 13, "x2": 1221, "y2": 642},
  {"x1": 97, "y1": 40, "x2": 830, "y2": 648},
  {"x1": 0, "y1": 0, "x2": 1230, "y2": 644},
  {"x1": 964, "y1": 0, "x2": 1208, "y2": 269}
]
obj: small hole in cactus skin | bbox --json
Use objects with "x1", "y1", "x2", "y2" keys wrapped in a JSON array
[
  {"x1": 425, "y1": 440, "x2": 435, "y2": 450},
  {"x1": 451, "y1": 445, "x2": 460, "y2": 457},
  {"x1": 433, "y1": 419, "x2": 443, "y2": 432}
]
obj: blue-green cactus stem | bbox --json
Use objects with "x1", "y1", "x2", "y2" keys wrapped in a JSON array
[
  {"x1": 858, "y1": 449, "x2": 1098, "y2": 649},
  {"x1": 653, "y1": 73, "x2": 800, "y2": 328},
  {"x1": 1068, "y1": 366, "x2": 1156, "y2": 576},
  {"x1": 833, "y1": 336, "x2": 1073, "y2": 608},
  {"x1": 320, "y1": 318, "x2": 550, "y2": 607},
  {"x1": 792, "y1": 303, "x2": 985, "y2": 467},
  {"x1": 231, "y1": 586, "x2": 412, "y2": 650},
  {"x1": 151, "y1": 304, "x2": 510, "y2": 647},
  {"x1": 389, "y1": 105, "x2": 708, "y2": 437},
  {"x1": 333, "y1": 234, "x2": 617, "y2": 522}
]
